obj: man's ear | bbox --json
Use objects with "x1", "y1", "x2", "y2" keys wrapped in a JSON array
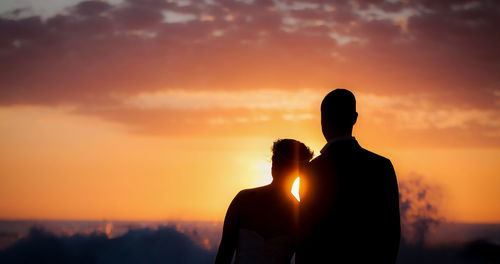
[{"x1": 352, "y1": 112, "x2": 358, "y2": 126}]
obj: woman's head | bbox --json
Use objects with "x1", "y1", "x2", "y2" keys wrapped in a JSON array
[{"x1": 271, "y1": 139, "x2": 314, "y2": 182}]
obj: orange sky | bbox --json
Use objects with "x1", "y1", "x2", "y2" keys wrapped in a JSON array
[{"x1": 0, "y1": 0, "x2": 499, "y2": 223}]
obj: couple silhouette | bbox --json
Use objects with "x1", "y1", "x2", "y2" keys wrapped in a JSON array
[{"x1": 215, "y1": 89, "x2": 401, "y2": 264}]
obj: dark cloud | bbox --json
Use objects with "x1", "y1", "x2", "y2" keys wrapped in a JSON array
[
  {"x1": 0, "y1": 0, "x2": 498, "y2": 103},
  {"x1": 74, "y1": 1, "x2": 112, "y2": 17},
  {"x1": 112, "y1": 4, "x2": 163, "y2": 29}
]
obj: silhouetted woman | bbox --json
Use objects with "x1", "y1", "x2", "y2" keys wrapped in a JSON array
[{"x1": 215, "y1": 139, "x2": 313, "y2": 264}]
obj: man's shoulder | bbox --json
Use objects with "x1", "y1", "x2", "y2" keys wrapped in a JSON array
[
  {"x1": 308, "y1": 145, "x2": 393, "y2": 170},
  {"x1": 358, "y1": 147, "x2": 392, "y2": 164},
  {"x1": 310, "y1": 145, "x2": 391, "y2": 162},
  {"x1": 357, "y1": 148, "x2": 396, "y2": 173}
]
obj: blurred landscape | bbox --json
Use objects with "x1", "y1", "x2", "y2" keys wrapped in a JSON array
[
  {"x1": 0, "y1": 219, "x2": 499, "y2": 263},
  {"x1": 0, "y1": 220, "x2": 222, "y2": 251}
]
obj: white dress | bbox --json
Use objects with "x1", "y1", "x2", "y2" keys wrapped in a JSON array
[{"x1": 234, "y1": 228, "x2": 295, "y2": 264}]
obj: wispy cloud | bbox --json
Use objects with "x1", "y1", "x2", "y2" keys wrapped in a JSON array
[{"x1": 123, "y1": 89, "x2": 322, "y2": 110}]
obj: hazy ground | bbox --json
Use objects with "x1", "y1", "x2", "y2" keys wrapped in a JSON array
[{"x1": 0, "y1": 220, "x2": 499, "y2": 263}]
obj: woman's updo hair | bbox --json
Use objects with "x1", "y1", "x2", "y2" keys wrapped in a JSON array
[{"x1": 271, "y1": 139, "x2": 314, "y2": 175}]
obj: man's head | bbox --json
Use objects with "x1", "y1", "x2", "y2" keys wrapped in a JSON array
[{"x1": 321, "y1": 89, "x2": 358, "y2": 140}]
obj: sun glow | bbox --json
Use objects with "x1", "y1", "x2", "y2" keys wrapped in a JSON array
[{"x1": 291, "y1": 177, "x2": 300, "y2": 201}]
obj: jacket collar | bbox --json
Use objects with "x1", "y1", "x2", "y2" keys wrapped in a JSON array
[{"x1": 320, "y1": 136, "x2": 357, "y2": 154}]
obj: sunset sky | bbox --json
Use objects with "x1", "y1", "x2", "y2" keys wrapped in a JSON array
[{"x1": 0, "y1": 0, "x2": 499, "y2": 223}]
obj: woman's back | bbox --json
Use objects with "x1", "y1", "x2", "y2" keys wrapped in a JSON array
[{"x1": 233, "y1": 186, "x2": 298, "y2": 264}]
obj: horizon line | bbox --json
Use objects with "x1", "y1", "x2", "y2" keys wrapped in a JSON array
[{"x1": 1, "y1": 218, "x2": 499, "y2": 225}]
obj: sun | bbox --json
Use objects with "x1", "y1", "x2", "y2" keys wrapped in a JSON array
[{"x1": 291, "y1": 177, "x2": 300, "y2": 201}]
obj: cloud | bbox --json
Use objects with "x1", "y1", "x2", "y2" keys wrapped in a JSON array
[
  {"x1": 63, "y1": 89, "x2": 499, "y2": 147},
  {"x1": 0, "y1": 0, "x2": 498, "y2": 104},
  {"x1": 122, "y1": 89, "x2": 322, "y2": 110},
  {"x1": 0, "y1": 0, "x2": 499, "y2": 145},
  {"x1": 357, "y1": 92, "x2": 500, "y2": 131}
]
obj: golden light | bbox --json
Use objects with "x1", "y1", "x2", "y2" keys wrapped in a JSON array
[
  {"x1": 291, "y1": 177, "x2": 300, "y2": 201},
  {"x1": 257, "y1": 159, "x2": 273, "y2": 186}
]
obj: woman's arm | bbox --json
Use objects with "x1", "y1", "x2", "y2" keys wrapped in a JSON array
[{"x1": 214, "y1": 192, "x2": 241, "y2": 264}]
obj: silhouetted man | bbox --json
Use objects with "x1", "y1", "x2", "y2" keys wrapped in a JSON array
[{"x1": 297, "y1": 89, "x2": 400, "y2": 263}]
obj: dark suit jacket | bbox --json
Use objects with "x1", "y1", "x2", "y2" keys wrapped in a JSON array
[{"x1": 297, "y1": 139, "x2": 400, "y2": 263}]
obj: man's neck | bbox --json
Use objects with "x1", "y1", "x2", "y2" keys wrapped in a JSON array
[
  {"x1": 326, "y1": 133, "x2": 352, "y2": 142},
  {"x1": 321, "y1": 135, "x2": 356, "y2": 153},
  {"x1": 324, "y1": 127, "x2": 353, "y2": 141}
]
